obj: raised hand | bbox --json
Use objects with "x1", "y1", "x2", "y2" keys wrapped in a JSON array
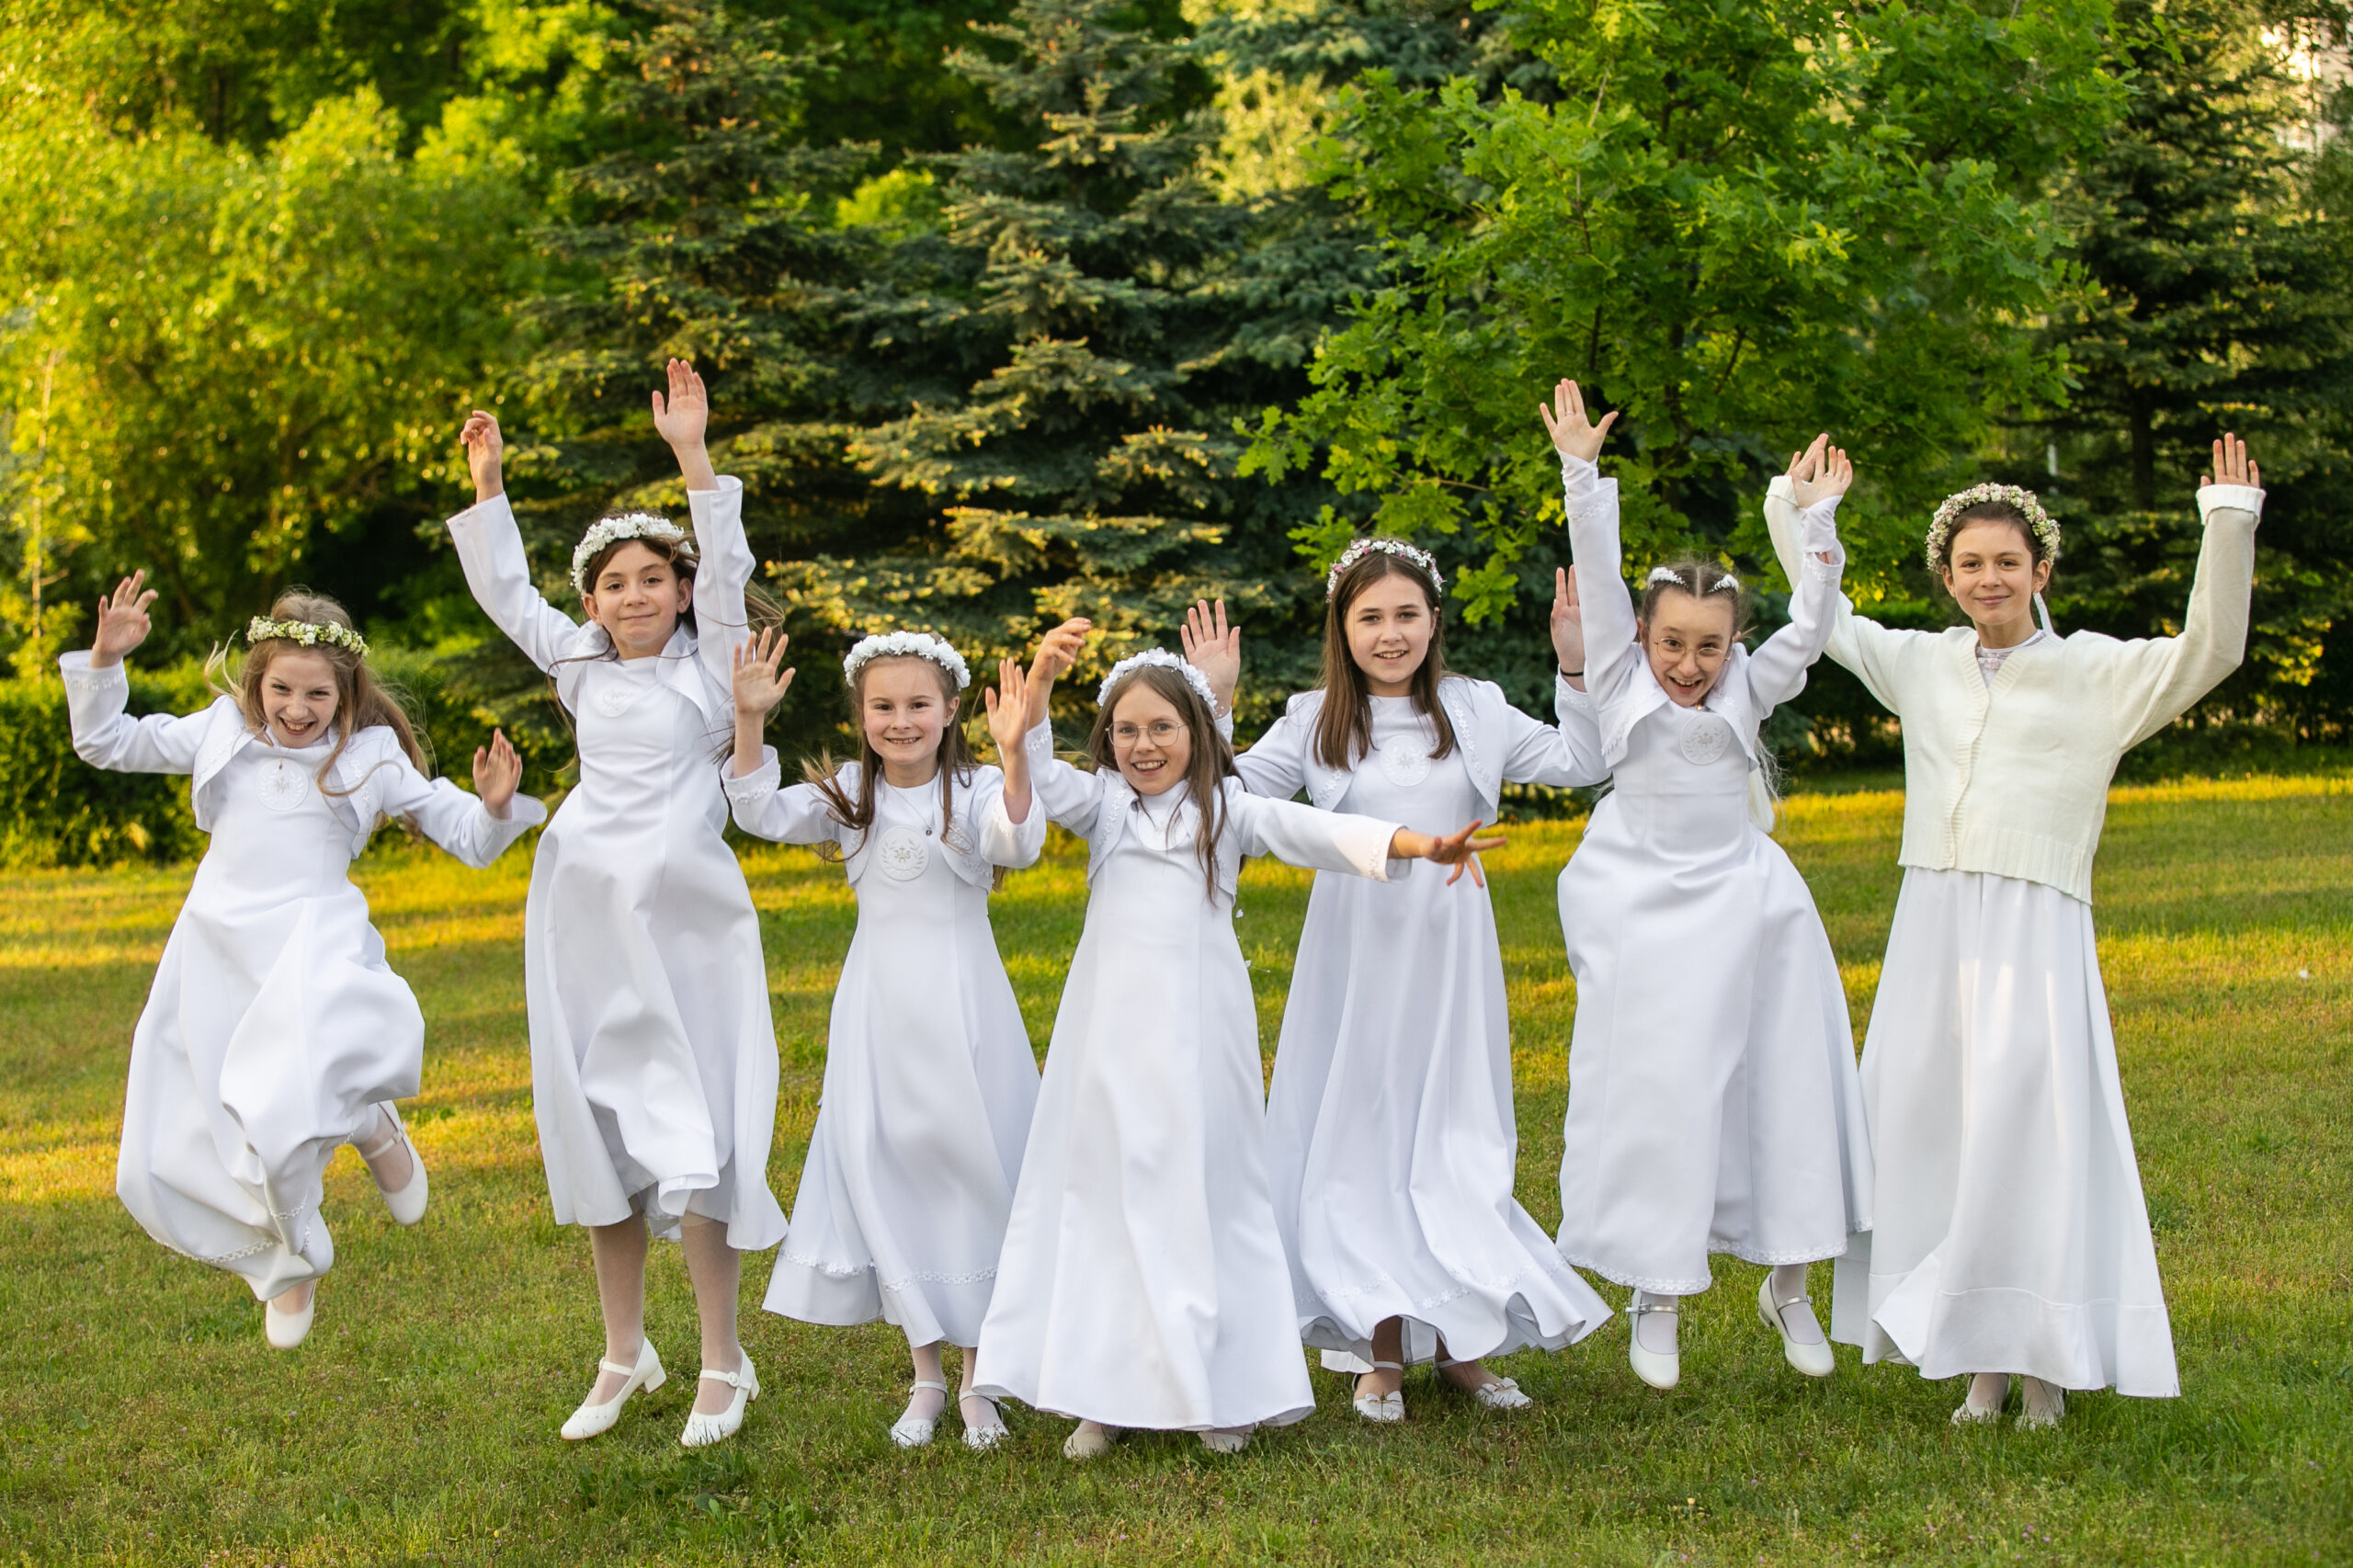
[
  {"x1": 2203, "y1": 432, "x2": 2261, "y2": 492},
  {"x1": 1786, "y1": 434, "x2": 1854, "y2": 510},
  {"x1": 472, "y1": 729, "x2": 521, "y2": 820},
  {"x1": 460, "y1": 410, "x2": 505, "y2": 503},
  {"x1": 654, "y1": 358, "x2": 718, "y2": 491},
  {"x1": 89, "y1": 571, "x2": 159, "y2": 669},
  {"x1": 1551, "y1": 568, "x2": 1585, "y2": 680},
  {"x1": 1026, "y1": 617, "x2": 1091, "y2": 720},
  {"x1": 1539, "y1": 379, "x2": 1619, "y2": 464},
  {"x1": 983, "y1": 655, "x2": 1030, "y2": 754},
  {"x1": 732, "y1": 629, "x2": 794, "y2": 717},
  {"x1": 1180, "y1": 598, "x2": 1241, "y2": 716}
]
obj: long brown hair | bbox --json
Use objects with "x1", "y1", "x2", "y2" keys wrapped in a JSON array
[
  {"x1": 803, "y1": 654, "x2": 978, "y2": 858},
  {"x1": 1086, "y1": 663, "x2": 1237, "y2": 901},
  {"x1": 1313, "y1": 550, "x2": 1461, "y2": 772},
  {"x1": 206, "y1": 589, "x2": 427, "y2": 795}
]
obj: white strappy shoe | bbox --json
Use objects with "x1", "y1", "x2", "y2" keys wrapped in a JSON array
[
  {"x1": 1756, "y1": 1276, "x2": 1836, "y2": 1378},
  {"x1": 1063, "y1": 1422, "x2": 1113, "y2": 1460},
  {"x1": 1628, "y1": 1299, "x2": 1680, "y2": 1390},
  {"x1": 264, "y1": 1282, "x2": 315, "y2": 1350},
  {"x1": 681, "y1": 1354, "x2": 758, "y2": 1449},
  {"x1": 891, "y1": 1379, "x2": 950, "y2": 1449},
  {"x1": 1199, "y1": 1426, "x2": 1254, "y2": 1454},
  {"x1": 1352, "y1": 1359, "x2": 1406, "y2": 1423},
  {"x1": 960, "y1": 1391, "x2": 1008, "y2": 1451},
  {"x1": 561, "y1": 1339, "x2": 666, "y2": 1441},
  {"x1": 361, "y1": 1103, "x2": 428, "y2": 1227},
  {"x1": 1437, "y1": 1356, "x2": 1532, "y2": 1410}
]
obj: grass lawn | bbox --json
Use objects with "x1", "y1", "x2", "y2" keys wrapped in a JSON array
[{"x1": 1, "y1": 777, "x2": 2348, "y2": 1565}]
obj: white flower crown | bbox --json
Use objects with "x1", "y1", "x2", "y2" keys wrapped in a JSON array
[
  {"x1": 842, "y1": 631, "x2": 972, "y2": 691},
  {"x1": 1325, "y1": 537, "x2": 1444, "y2": 598},
  {"x1": 1925, "y1": 483, "x2": 2059, "y2": 571},
  {"x1": 1646, "y1": 564, "x2": 1741, "y2": 595},
  {"x1": 572, "y1": 512, "x2": 698, "y2": 593},
  {"x1": 1097, "y1": 648, "x2": 1218, "y2": 713},
  {"x1": 247, "y1": 617, "x2": 369, "y2": 657}
]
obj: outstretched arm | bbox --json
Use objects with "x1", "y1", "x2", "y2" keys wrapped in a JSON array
[
  {"x1": 448, "y1": 412, "x2": 584, "y2": 673},
  {"x1": 2110, "y1": 433, "x2": 2263, "y2": 750},
  {"x1": 1543, "y1": 380, "x2": 1637, "y2": 699},
  {"x1": 663, "y1": 360, "x2": 756, "y2": 687},
  {"x1": 731, "y1": 630, "x2": 795, "y2": 778},
  {"x1": 59, "y1": 570, "x2": 217, "y2": 774},
  {"x1": 1747, "y1": 441, "x2": 1850, "y2": 710},
  {"x1": 378, "y1": 731, "x2": 546, "y2": 868}
]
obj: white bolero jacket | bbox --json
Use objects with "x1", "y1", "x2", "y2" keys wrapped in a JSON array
[
  {"x1": 722, "y1": 748, "x2": 1044, "y2": 891},
  {"x1": 58, "y1": 652, "x2": 545, "y2": 866}
]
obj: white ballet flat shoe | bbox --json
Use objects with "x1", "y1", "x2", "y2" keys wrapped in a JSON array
[
  {"x1": 891, "y1": 1379, "x2": 950, "y2": 1449},
  {"x1": 1199, "y1": 1426, "x2": 1253, "y2": 1455},
  {"x1": 561, "y1": 1339, "x2": 666, "y2": 1441},
  {"x1": 1063, "y1": 1423, "x2": 1113, "y2": 1460},
  {"x1": 1628, "y1": 1301, "x2": 1679, "y2": 1391},
  {"x1": 264, "y1": 1285, "x2": 315, "y2": 1350},
  {"x1": 681, "y1": 1354, "x2": 759, "y2": 1449},
  {"x1": 960, "y1": 1391, "x2": 1008, "y2": 1451},
  {"x1": 1437, "y1": 1356, "x2": 1533, "y2": 1410},
  {"x1": 1756, "y1": 1277, "x2": 1836, "y2": 1378},
  {"x1": 2016, "y1": 1377, "x2": 2065, "y2": 1431},
  {"x1": 1352, "y1": 1358, "x2": 1405, "y2": 1424},
  {"x1": 367, "y1": 1105, "x2": 428, "y2": 1227}
]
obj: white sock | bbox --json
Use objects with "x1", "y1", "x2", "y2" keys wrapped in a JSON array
[{"x1": 1632, "y1": 1290, "x2": 1680, "y2": 1355}]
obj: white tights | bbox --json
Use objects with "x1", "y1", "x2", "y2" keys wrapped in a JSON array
[
  {"x1": 586, "y1": 1214, "x2": 745, "y2": 1415},
  {"x1": 1634, "y1": 1264, "x2": 1823, "y2": 1354}
]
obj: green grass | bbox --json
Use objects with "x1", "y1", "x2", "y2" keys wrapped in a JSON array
[{"x1": 2, "y1": 778, "x2": 2349, "y2": 1565}]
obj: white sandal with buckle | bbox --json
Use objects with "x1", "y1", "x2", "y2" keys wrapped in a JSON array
[
  {"x1": 1352, "y1": 1359, "x2": 1406, "y2": 1423},
  {"x1": 1437, "y1": 1355, "x2": 1532, "y2": 1410},
  {"x1": 891, "y1": 1379, "x2": 950, "y2": 1449},
  {"x1": 960, "y1": 1390, "x2": 1008, "y2": 1450},
  {"x1": 1756, "y1": 1276, "x2": 1835, "y2": 1378},
  {"x1": 1628, "y1": 1296, "x2": 1680, "y2": 1390},
  {"x1": 357, "y1": 1103, "x2": 428, "y2": 1227},
  {"x1": 562, "y1": 1338, "x2": 666, "y2": 1441},
  {"x1": 682, "y1": 1354, "x2": 759, "y2": 1448}
]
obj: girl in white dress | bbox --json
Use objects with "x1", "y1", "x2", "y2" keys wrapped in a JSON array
[
  {"x1": 1543, "y1": 381, "x2": 1872, "y2": 1392},
  {"x1": 722, "y1": 629, "x2": 1044, "y2": 1452},
  {"x1": 63, "y1": 579, "x2": 540, "y2": 1348},
  {"x1": 973, "y1": 629, "x2": 1501, "y2": 1459},
  {"x1": 1180, "y1": 556, "x2": 1612, "y2": 1422},
  {"x1": 450, "y1": 361, "x2": 780, "y2": 1449},
  {"x1": 1760, "y1": 434, "x2": 2265, "y2": 1427}
]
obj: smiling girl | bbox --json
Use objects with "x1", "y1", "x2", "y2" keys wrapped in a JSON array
[
  {"x1": 1180, "y1": 552, "x2": 1611, "y2": 1421},
  {"x1": 722, "y1": 630, "x2": 1043, "y2": 1451},
  {"x1": 1761, "y1": 435, "x2": 2264, "y2": 1428},
  {"x1": 1545, "y1": 381, "x2": 1872, "y2": 1392},
  {"x1": 972, "y1": 631, "x2": 1499, "y2": 1459},
  {"x1": 450, "y1": 361, "x2": 779, "y2": 1448},
  {"x1": 62, "y1": 582, "x2": 540, "y2": 1347}
]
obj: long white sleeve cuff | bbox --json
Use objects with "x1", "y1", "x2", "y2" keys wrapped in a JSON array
[{"x1": 2197, "y1": 483, "x2": 2264, "y2": 523}]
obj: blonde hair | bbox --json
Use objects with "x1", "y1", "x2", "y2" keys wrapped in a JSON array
[{"x1": 207, "y1": 590, "x2": 427, "y2": 794}]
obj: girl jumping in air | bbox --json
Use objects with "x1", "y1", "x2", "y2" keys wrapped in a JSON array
[
  {"x1": 1762, "y1": 433, "x2": 2264, "y2": 1427},
  {"x1": 1544, "y1": 381, "x2": 1873, "y2": 1392},
  {"x1": 1180, "y1": 550, "x2": 1612, "y2": 1422},
  {"x1": 63, "y1": 581, "x2": 540, "y2": 1348},
  {"x1": 451, "y1": 361, "x2": 781, "y2": 1449},
  {"x1": 724, "y1": 629, "x2": 1044, "y2": 1452},
  {"x1": 973, "y1": 628, "x2": 1501, "y2": 1458}
]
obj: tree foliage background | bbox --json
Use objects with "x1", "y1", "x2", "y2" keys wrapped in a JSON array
[{"x1": 2, "y1": 0, "x2": 2349, "y2": 821}]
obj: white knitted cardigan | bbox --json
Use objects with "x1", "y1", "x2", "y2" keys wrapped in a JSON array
[{"x1": 1761, "y1": 477, "x2": 2262, "y2": 903}]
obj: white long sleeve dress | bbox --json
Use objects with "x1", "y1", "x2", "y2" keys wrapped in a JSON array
[
  {"x1": 724, "y1": 754, "x2": 1044, "y2": 1349},
  {"x1": 444, "y1": 479, "x2": 786, "y2": 1250},
  {"x1": 972, "y1": 725, "x2": 1407, "y2": 1432},
  {"x1": 1553, "y1": 457, "x2": 1872, "y2": 1295},
  {"x1": 1235, "y1": 676, "x2": 1612, "y2": 1369},
  {"x1": 1761, "y1": 478, "x2": 2263, "y2": 1396},
  {"x1": 60, "y1": 653, "x2": 544, "y2": 1300}
]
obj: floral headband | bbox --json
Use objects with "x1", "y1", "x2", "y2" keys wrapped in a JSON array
[
  {"x1": 247, "y1": 617, "x2": 369, "y2": 657},
  {"x1": 842, "y1": 631, "x2": 972, "y2": 691},
  {"x1": 1647, "y1": 564, "x2": 1740, "y2": 595},
  {"x1": 1925, "y1": 483, "x2": 2059, "y2": 571},
  {"x1": 1097, "y1": 648, "x2": 1219, "y2": 713},
  {"x1": 1325, "y1": 537, "x2": 1444, "y2": 598},
  {"x1": 572, "y1": 512, "x2": 698, "y2": 593}
]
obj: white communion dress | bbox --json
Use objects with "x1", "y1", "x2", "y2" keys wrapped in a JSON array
[
  {"x1": 972, "y1": 725, "x2": 1407, "y2": 1432},
  {"x1": 1552, "y1": 456, "x2": 1871, "y2": 1296},
  {"x1": 445, "y1": 479, "x2": 786, "y2": 1250},
  {"x1": 724, "y1": 755, "x2": 1044, "y2": 1349},
  {"x1": 1235, "y1": 676, "x2": 1612, "y2": 1368},
  {"x1": 60, "y1": 654, "x2": 542, "y2": 1299},
  {"x1": 1761, "y1": 477, "x2": 2264, "y2": 1396}
]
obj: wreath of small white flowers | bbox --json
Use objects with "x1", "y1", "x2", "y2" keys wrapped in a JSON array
[
  {"x1": 1097, "y1": 648, "x2": 1218, "y2": 713},
  {"x1": 1647, "y1": 564, "x2": 1740, "y2": 595},
  {"x1": 572, "y1": 513, "x2": 698, "y2": 594},
  {"x1": 247, "y1": 617, "x2": 369, "y2": 657},
  {"x1": 842, "y1": 631, "x2": 972, "y2": 691},
  {"x1": 1924, "y1": 483, "x2": 2059, "y2": 572},
  {"x1": 1325, "y1": 537, "x2": 1444, "y2": 598}
]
